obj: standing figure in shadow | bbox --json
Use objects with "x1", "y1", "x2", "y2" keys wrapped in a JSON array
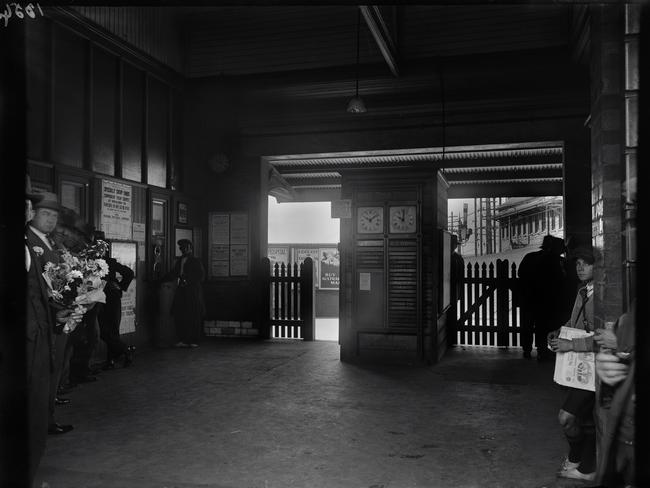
[
  {"x1": 164, "y1": 239, "x2": 205, "y2": 348},
  {"x1": 93, "y1": 231, "x2": 136, "y2": 369},
  {"x1": 517, "y1": 235, "x2": 568, "y2": 361}
]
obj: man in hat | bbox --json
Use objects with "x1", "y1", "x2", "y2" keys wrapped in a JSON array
[
  {"x1": 164, "y1": 239, "x2": 205, "y2": 348},
  {"x1": 25, "y1": 190, "x2": 75, "y2": 436},
  {"x1": 518, "y1": 235, "x2": 570, "y2": 361},
  {"x1": 24, "y1": 178, "x2": 81, "y2": 483}
]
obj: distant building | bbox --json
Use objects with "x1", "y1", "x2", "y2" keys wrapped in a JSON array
[{"x1": 494, "y1": 196, "x2": 564, "y2": 252}]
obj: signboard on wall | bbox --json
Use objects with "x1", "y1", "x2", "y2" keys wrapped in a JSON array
[
  {"x1": 110, "y1": 241, "x2": 137, "y2": 334},
  {"x1": 208, "y1": 212, "x2": 249, "y2": 278},
  {"x1": 319, "y1": 247, "x2": 340, "y2": 290},
  {"x1": 101, "y1": 180, "x2": 132, "y2": 239},
  {"x1": 230, "y1": 213, "x2": 249, "y2": 276},
  {"x1": 294, "y1": 248, "x2": 320, "y2": 286},
  {"x1": 268, "y1": 247, "x2": 290, "y2": 266}
]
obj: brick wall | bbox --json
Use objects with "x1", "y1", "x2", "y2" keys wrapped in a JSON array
[
  {"x1": 589, "y1": 5, "x2": 626, "y2": 326},
  {"x1": 204, "y1": 320, "x2": 259, "y2": 338}
]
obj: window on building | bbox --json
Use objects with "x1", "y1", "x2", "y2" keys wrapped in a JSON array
[
  {"x1": 535, "y1": 215, "x2": 539, "y2": 233},
  {"x1": 550, "y1": 211, "x2": 555, "y2": 230},
  {"x1": 542, "y1": 213, "x2": 546, "y2": 231}
]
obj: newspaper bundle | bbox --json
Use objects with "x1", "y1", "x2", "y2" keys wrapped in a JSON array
[{"x1": 552, "y1": 326, "x2": 596, "y2": 392}]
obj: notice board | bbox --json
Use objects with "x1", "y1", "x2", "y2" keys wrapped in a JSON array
[
  {"x1": 208, "y1": 212, "x2": 249, "y2": 278},
  {"x1": 110, "y1": 241, "x2": 137, "y2": 334},
  {"x1": 101, "y1": 179, "x2": 132, "y2": 240}
]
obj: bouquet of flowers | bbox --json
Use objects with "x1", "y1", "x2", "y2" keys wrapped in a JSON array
[{"x1": 42, "y1": 240, "x2": 110, "y2": 333}]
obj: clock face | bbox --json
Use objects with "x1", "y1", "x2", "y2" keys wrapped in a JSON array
[
  {"x1": 357, "y1": 206, "x2": 384, "y2": 234},
  {"x1": 389, "y1": 205, "x2": 417, "y2": 233}
]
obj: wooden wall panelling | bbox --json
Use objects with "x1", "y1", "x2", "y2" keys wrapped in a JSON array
[
  {"x1": 52, "y1": 24, "x2": 85, "y2": 168},
  {"x1": 146, "y1": 75, "x2": 168, "y2": 188},
  {"x1": 84, "y1": 39, "x2": 92, "y2": 171},
  {"x1": 115, "y1": 59, "x2": 123, "y2": 178},
  {"x1": 69, "y1": 6, "x2": 183, "y2": 73},
  {"x1": 121, "y1": 61, "x2": 143, "y2": 182},
  {"x1": 27, "y1": 161, "x2": 55, "y2": 191},
  {"x1": 91, "y1": 45, "x2": 117, "y2": 175},
  {"x1": 167, "y1": 87, "x2": 174, "y2": 189},
  {"x1": 171, "y1": 89, "x2": 183, "y2": 191},
  {"x1": 25, "y1": 20, "x2": 50, "y2": 162}
]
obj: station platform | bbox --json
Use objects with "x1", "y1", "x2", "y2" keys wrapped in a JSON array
[{"x1": 36, "y1": 340, "x2": 591, "y2": 488}]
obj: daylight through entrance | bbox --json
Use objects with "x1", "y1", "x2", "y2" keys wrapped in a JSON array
[
  {"x1": 449, "y1": 197, "x2": 565, "y2": 348},
  {"x1": 267, "y1": 196, "x2": 340, "y2": 341}
]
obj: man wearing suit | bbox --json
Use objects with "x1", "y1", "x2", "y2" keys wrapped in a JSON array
[
  {"x1": 24, "y1": 181, "x2": 81, "y2": 484},
  {"x1": 165, "y1": 239, "x2": 206, "y2": 348},
  {"x1": 25, "y1": 191, "x2": 75, "y2": 436}
]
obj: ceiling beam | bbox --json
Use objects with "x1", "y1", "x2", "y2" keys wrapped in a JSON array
[{"x1": 360, "y1": 6, "x2": 399, "y2": 77}]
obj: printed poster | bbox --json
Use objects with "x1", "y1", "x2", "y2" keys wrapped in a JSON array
[
  {"x1": 268, "y1": 246, "x2": 290, "y2": 265},
  {"x1": 209, "y1": 213, "x2": 230, "y2": 277},
  {"x1": 110, "y1": 241, "x2": 137, "y2": 334},
  {"x1": 101, "y1": 180, "x2": 132, "y2": 239},
  {"x1": 230, "y1": 244, "x2": 248, "y2": 276},
  {"x1": 294, "y1": 248, "x2": 320, "y2": 285},
  {"x1": 319, "y1": 247, "x2": 340, "y2": 290}
]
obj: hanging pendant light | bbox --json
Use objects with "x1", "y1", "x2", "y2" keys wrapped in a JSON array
[{"x1": 347, "y1": 8, "x2": 367, "y2": 113}]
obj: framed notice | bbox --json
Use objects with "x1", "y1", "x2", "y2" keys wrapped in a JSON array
[
  {"x1": 109, "y1": 241, "x2": 137, "y2": 334},
  {"x1": 177, "y1": 202, "x2": 188, "y2": 224},
  {"x1": 208, "y1": 211, "x2": 249, "y2": 278}
]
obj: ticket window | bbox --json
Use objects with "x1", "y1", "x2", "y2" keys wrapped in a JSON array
[{"x1": 58, "y1": 177, "x2": 90, "y2": 222}]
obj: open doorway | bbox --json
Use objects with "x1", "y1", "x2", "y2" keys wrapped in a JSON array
[
  {"x1": 267, "y1": 196, "x2": 340, "y2": 341},
  {"x1": 449, "y1": 196, "x2": 565, "y2": 268},
  {"x1": 448, "y1": 196, "x2": 567, "y2": 349}
]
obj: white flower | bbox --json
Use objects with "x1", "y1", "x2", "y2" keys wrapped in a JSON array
[
  {"x1": 96, "y1": 259, "x2": 109, "y2": 277},
  {"x1": 67, "y1": 270, "x2": 83, "y2": 280},
  {"x1": 33, "y1": 246, "x2": 44, "y2": 256}
]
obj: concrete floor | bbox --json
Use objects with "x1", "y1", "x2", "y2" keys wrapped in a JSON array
[{"x1": 36, "y1": 341, "x2": 594, "y2": 488}]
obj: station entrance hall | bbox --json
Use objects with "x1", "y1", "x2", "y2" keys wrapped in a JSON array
[{"x1": 2, "y1": 4, "x2": 647, "y2": 488}]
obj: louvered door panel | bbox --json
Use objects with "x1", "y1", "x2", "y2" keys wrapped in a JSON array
[
  {"x1": 388, "y1": 240, "x2": 418, "y2": 328},
  {"x1": 355, "y1": 243, "x2": 384, "y2": 269}
]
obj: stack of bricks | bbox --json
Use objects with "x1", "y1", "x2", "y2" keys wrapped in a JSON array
[{"x1": 203, "y1": 320, "x2": 259, "y2": 338}]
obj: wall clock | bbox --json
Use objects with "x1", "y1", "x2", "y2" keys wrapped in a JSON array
[
  {"x1": 357, "y1": 206, "x2": 384, "y2": 234},
  {"x1": 389, "y1": 205, "x2": 417, "y2": 233}
]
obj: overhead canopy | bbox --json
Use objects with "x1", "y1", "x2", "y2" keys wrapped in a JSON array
[{"x1": 265, "y1": 141, "x2": 564, "y2": 202}]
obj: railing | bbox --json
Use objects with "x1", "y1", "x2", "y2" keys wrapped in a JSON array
[
  {"x1": 456, "y1": 259, "x2": 521, "y2": 347},
  {"x1": 260, "y1": 257, "x2": 314, "y2": 340}
]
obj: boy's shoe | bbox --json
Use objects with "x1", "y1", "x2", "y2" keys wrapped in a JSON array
[{"x1": 559, "y1": 467, "x2": 595, "y2": 481}]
